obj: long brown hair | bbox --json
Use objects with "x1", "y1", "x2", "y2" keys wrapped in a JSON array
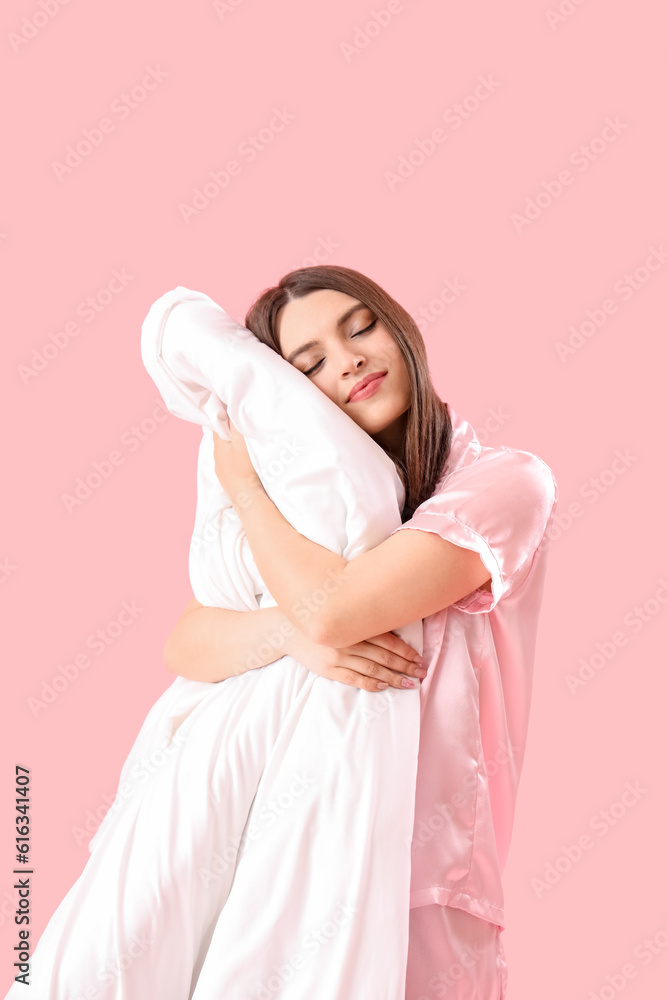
[{"x1": 244, "y1": 264, "x2": 452, "y2": 522}]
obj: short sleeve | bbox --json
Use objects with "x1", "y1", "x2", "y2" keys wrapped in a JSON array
[{"x1": 391, "y1": 448, "x2": 558, "y2": 613}]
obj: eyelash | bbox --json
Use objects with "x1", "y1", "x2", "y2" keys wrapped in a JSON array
[{"x1": 303, "y1": 319, "x2": 377, "y2": 376}]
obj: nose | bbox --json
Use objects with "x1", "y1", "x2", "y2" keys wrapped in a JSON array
[{"x1": 339, "y1": 351, "x2": 366, "y2": 377}]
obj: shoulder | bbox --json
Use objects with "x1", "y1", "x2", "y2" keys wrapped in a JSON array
[
  {"x1": 430, "y1": 445, "x2": 557, "y2": 507},
  {"x1": 489, "y1": 446, "x2": 558, "y2": 501},
  {"x1": 408, "y1": 445, "x2": 558, "y2": 556}
]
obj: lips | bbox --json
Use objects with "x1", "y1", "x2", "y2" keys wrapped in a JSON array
[{"x1": 347, "y1": 371, "x2": 387, "y2": 403}]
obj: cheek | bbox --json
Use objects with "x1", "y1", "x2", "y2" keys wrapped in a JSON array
[
  {"x1": 388, "y1": 350, "x2": 411, "y2": 396},
  {"x1": 397, "y1": 374, "x2": 412, "y2": 409},
  {"x1": 313, "y1": 374, "x2": 341, "y2": 408}
]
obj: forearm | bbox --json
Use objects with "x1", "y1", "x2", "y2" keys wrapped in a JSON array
[
  {"x1": 163, "y1": 603, "x2": 297, "y2": 682},
  {"x1": 232, "y1": 481, "x2": 349, "y2": 641}
]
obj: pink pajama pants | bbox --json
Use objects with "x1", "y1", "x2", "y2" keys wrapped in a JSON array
[{"x1": 405, "y1": 903, "x2": 508, "y2": 1000}]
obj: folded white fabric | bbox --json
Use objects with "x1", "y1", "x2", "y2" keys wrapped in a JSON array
[
  {"x1": 132, "y1": 284, "x2": 423, "y2": 756},
  {"x1": 4, "y1": 288, "x2": 422, "y2": 1000},
  {"x1": 141, "y1": 285, "x2": 421, "y2": 609}
]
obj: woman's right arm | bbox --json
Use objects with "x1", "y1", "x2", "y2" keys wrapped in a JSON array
[
  {"x1": 163, "y1": 598, "x2": 293, "y2": 682},
  {"x1": 164, "y1": 595, "x2": 427, "y2": 690}
]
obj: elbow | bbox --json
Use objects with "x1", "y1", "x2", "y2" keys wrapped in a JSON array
[
  {"x1": 302, "y1": 590, "x2": 356, "y2": 648},
  {"x1": 306, "y1": 608, "x2": 345, "y2": 648},
  {"x1": 163, "y1": 632, "x2": 187, "y2": 676},
  {"x1": 311, "y1": 608, "x2": 377, "y2": 650}
]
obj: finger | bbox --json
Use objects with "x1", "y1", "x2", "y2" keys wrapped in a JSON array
[
  {"x1": 330, "y1": 665, "x2": 394, "y2": 693},
  {"x1": 371, "y1": 630, "x2": 424, "y2": 664},
  {"x1": 340, "y1": 655, "x2": 421, "y2": 691},
  {"x1": 386, "y1": 630, "x2": 424, "y2": 662},
  {"x1": 353, "y1": 640, "x2": 427, "y2": 679}
]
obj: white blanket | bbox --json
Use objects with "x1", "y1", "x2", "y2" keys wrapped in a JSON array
[{"x1": 5, "y1": 288, "x2": 422, "y2": 1000}]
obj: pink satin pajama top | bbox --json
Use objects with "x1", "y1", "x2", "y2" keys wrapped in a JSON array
[{"x1": 391, "y1": 404, "x2": 559, "y2": 930}]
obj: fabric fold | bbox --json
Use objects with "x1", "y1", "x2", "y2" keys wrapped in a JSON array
[{"x1": 4, "y1": 287, "x2": 423, "y2": 1000}]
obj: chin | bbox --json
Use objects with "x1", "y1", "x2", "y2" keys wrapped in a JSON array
[{"x1": 357, "y1": 409, "x2": 397, "y2": 435}]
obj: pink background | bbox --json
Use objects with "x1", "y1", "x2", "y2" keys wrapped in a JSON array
[{"x1": 1, "y1": 1, "x2": 665, "y2": 996}]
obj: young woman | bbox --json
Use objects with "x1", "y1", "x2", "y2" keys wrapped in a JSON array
[{"x1": 166, "y1": 264, "x2": 559, "y2": 999}]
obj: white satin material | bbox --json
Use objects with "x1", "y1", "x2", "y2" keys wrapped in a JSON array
[{"x1": 4, "y1": 288, "x2": 422, "y2": 1000}]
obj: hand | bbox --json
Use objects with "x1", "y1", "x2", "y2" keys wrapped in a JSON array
[
  {"x1": 283, "y1": 626, "x2": 427, "y2": 692},
  {"x1": 212, "y1": 420, "x2": 261, "y2": 503}
]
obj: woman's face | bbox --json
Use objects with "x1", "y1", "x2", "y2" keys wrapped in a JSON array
[{"x1": 275, "y1": 289, "x2": 411, "y2": 454}]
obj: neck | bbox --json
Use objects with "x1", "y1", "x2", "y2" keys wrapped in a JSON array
[{"x1": 372, "y1": 410, "x2": 408, "y2": 463}]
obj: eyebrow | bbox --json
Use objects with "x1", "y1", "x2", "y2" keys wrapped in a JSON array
[{"x1": 285, "y1": 302, "x2": 368, "y2": 365}]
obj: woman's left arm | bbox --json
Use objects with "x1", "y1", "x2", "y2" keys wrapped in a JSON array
[{"x1": 214, "y1": 425, "x2": 490, "y2": 648}]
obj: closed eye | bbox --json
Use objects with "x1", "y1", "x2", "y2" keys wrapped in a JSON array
[{"x1": 303, "y1": 319, "x2": 377, "y2": 377}]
